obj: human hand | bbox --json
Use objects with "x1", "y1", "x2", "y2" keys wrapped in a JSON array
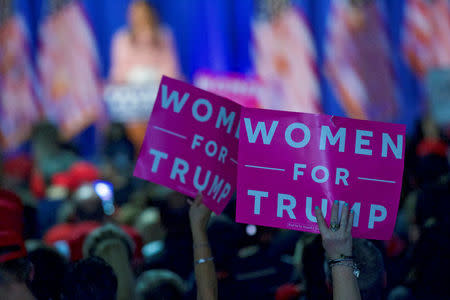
[
  {"x1": 188, "y1": 192, "x2": 212, "y2": 233},
  {"x1": 314, "y1": 201, "x2": 354, "y2": 260}
]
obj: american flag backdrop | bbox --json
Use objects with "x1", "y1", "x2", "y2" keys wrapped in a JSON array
[
  {"x1": 252, "y1": 0, "x2": 321, "y2": 113},
  {"x1": 324, "y1": 0, "x2": 398, "y2": 122},
  {"x1": 0, "y1": 9, "x2": 40, "y2": 150},
  {"x1": 402, "y1": 0, "x2": 450, "y2": 77},
  {"x1": 37, "y1": 0, "x2": 102, "y2": 140}
]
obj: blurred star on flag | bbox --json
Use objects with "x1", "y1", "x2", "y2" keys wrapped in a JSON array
[
  {"x1": 324, "y1": 0, "x2": 398, "y2": 122},
  {"x1": 252, "y1": 0, "x2": 321, "y2": 113},
  {"x1": 37, "y1": 0, "x2": 103, "y2": 140},
  {"x1": 0, "y1": 3, "x2": 40, "y2": 151}
]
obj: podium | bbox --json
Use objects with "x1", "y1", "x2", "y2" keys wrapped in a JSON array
[{"x1": 103, "y1": 83, "x2": 159, "y2": 122}]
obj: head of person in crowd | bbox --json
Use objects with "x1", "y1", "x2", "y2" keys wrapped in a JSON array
[
  {"x1": 0, "y1": 232, "x2": 33, "y2": 298},
  {"x1": 128, "y1": 0, "x2": 160, "y2": 44},
  {"x1": 207, "y1": 215, "x2": 240, "y2": 278},
  {"x1": 115, "y1": 190, "x2": 148, "y2": 226},
  {"x1": 103, "y1": 123, "x2": 135, "y2": 174},
  {"x1": 63, "y1": 256, "x2": 117, "y2": 300},
  {"x1": 134, "y1": 207, "x2": 166, "y2": 245},
  {"x1": 1, "y1": 154, "x2": 33, "y2": 189},
  {"x1": 0, "y1": 233, "x2": 30, "y2": 283},
  {"x1": 350, "y1": 239, "x2": 385, "y2": 300},
  {"x1": 0, "y1": 270, "x2": 35, "y2": 300},
  {"x1": 414, "y1": 154, "x2": 449, "y2": 187},
  {"x1": 406, "y1": 223, "x2": 450, "y2": 299},
  {"x1": 300, "y1": 235, "x2": 331, "y2": 299},
  {"x1": 135, "y1": 269, "x2": 185, "y2": 300},
  {"x1": 254, "y1": 226, "x2": 279, "y2": 249},
  {"x1": 160, "y1": 191, "x2": 191, "y2": 236},
  {"x1": 404, "y1": 177, "x2": 450, "y2": 244},
  {"x1": 27, "y1": 244, "x2": 68, "y2": 300},
  {"x1": 322, "y1": 238, "x2": 385, "y2": 300},
  {"x1": 0, "y1": 189, "x2": 24, "y2": 236},
  {"x1": 0, "y1": 189, "x2": 32, "y2": 285},
  {"x1": 83, "y1": 223, "x2": 135, "y2": 300},
  {"x1": 414, "y1": 179, "x2": 450, "y2": 229},
  {"x1": 72, "y1": 183, "x2": 105, "y2": 222},
  {"x1": 31, "y1": 122, "x2": 79, "y2": 184},
  {"x1": 31, "y1": 122, "x2": 61, "y2": 159},
  {"x1": 293, "y1": 233, "x2": 315, "y2": 287}
]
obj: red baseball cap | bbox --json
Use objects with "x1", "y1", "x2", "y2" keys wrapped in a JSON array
[
  {"x1": 30, "y1": 170, "x2": 46, "y2": 199},
  {"x1": 51, "y1": 172, "x2": 73, "y2": 189},
  {"x1": 275, "y1": 284, "x2": 302, "y2": 300},
  {"x1": 416, "y1": 139, "x2": 448, "y2": 157},
  {"x1": 0, "y1": 231, "x2": 27, "y2": 263},
  {"x1": 2, "y1": 155, "x2": 32, "y2": 180},
  {"x1": 0, "y1": 189, "x2": 24, "y2": 235},
  {"x1": 69, "y1": 162, "x2": 100, "y2": 190}
]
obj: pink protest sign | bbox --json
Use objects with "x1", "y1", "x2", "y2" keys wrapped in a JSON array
[
  {"x1": 134, "y1": 76, "x2": 240, "y2": 214},
  {"x1": 236, "y1": 107, "x2": 405, "y2": 240},
  {"x1": 194, "y1": 71, "x2": 263, "y2": 108}
]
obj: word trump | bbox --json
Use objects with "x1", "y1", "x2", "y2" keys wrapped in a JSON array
[
  {"x1": 148, "y1": 148, "x2": 231, "y2": 203},
  {"x1": 244, "y1": 118, "x2": 403, "y2": 159},
  {"x1": 247, "y1": 190, "x2": 388, "y2": 230}
]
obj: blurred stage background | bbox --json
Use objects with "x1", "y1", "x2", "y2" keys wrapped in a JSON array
[{"x1": 1, "y1": 0, "x2": 449, "y2": 158}]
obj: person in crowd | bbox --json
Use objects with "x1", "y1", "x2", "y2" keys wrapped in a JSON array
[
  {"x1": 0, "y1": 189, "x2": 31, "y2": 283},
  {"x1": 184, "y1": 211, "x2": 242, "y2": 300},
  {"x1": 110, "y1": 0, "x2": 179, "y2": 84},
  {"x1": 327, "y1": 239, "x2": 385, "y2": 300},
  {"x1": 0, "y1": 115, "x2": 448, "y2": 300},
  {"x1": 388, "y1": 179, "x2": 450, "y2": 300},
  {"x1": 0, "y1": 270, "x2": 35, "y2": 300},
  {"x1": 83, "y1": 223, "x2": 136, "y2": 300},
  {"x1": 0, "y1": 234, "x2": 31, "y2": 284},
  {"x1": 44, "y1": 183, "x2": 143, "y2": 261},
  {"x1": 30, "y1": 122, "x2": 79, "y2": 187},
  {"x1": 144, "y1": 191, "x2": 193, "y2": 279},
  {"x1": 233, "y1": 225, "x2": 295, "y2": 300},
  {"x1": 103, "y1": 123, "x2": 135, "y2": 173},
  {"x1": 62, "y1": 256, "x2": 118, "y2": 300},
  {"x1": 134, "y1": 207, "x2": 166, "y2": 245},
  {"x1": 315, "y1": 201, "x2": 361, "y2": 300},
  {"x1": 204, "y1": 215, "x2": 240, "y2": 300},
  {"x1": 135, "y1": 269, "x2": 186, "y2": 300},
  {"x1": 291, "y1": 227, "x2": 385, "y2": 300},
  {"x1": 109, "y1": 0, "x2": 180, "y2": 150},
  {"x1": 101, "y1": 123, "x2": 136, "y2": 206},
  {"x1": 187, "y1": 193, "x2": 218, "y2": 300},
  {"x1": 298, "y1": 234, "x2": 331, "y2": 299},
  {"x1": 0, "y1": 189, "x2": 35, "y2": 299},
  {"x1": 27, "y1": 244, "x2": 68, "y2": 300},
  {"x1": 389, "y1": 223, "x2": 450, "y2": 300}
]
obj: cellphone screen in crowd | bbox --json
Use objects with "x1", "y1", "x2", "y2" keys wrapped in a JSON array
[{"x1": 93, "y1": 180, "x2": 115, "y2": 215}]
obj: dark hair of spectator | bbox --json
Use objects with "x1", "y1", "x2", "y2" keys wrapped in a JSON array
[
  {"x1": 28, "y1": 245, "x2": 68, "y2": 300},
  {"x1": 63, "y1": 256, "x2": 118, "y2": 300}
]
